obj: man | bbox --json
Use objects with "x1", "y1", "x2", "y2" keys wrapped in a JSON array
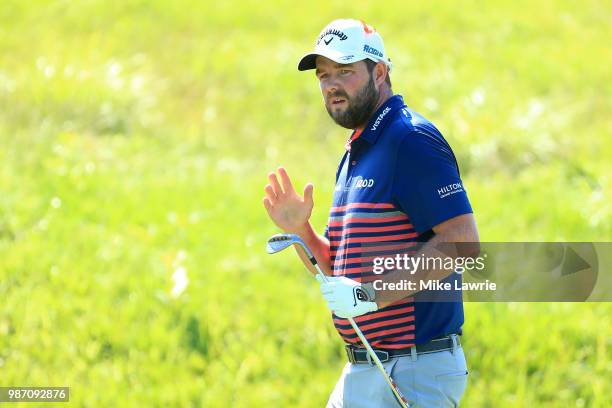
[{"x1": 263, "y1": 19, "x2": 479, "y2": 407}]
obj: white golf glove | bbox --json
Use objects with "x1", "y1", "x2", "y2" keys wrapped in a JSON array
[{"x1": 317, "y1": 275, "x2": 378, "y2": 318}]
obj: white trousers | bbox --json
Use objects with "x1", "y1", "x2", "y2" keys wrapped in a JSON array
[{"x1": 327, "y1": 342, "x2": 468, "y2": 407}]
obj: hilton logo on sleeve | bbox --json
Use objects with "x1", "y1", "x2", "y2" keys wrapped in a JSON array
[{"x1": 437, "y1": 182, "x2": 465, "y2": 199}]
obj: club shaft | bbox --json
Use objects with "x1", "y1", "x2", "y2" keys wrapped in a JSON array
[{"x1": 312, "y1": 263, "x2": 410, "y2": 408}]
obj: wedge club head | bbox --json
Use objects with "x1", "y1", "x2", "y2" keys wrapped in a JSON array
[{"x1": 266, "y1": 233, "x2": 307, "y2": 254}]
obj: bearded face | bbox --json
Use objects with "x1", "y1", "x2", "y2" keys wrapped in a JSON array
[{"x1": 324, "y1": 71, "x2": 380, "y2": 130}]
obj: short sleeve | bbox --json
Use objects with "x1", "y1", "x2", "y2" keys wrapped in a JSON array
[{"x1": 392, "y1": 130, "x2": 472, "y2": 234}]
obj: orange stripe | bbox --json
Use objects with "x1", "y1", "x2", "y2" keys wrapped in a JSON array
[
  {"x1": 376, "y1": 334, "x2": 416, "y2": 347},
  {"x1": 334, "y1": 266, "x2": 420, "y2": 277},
  {"x1": 331, "y1": 251, "x2": 419, "y2": 265},
  {"x1": 341, "y1": 334, "x2": 416, "y2": 348},
  {"x1": 334, "y1": 303, "x2": 415, "y2": 325},
  {"x1": 361, "y1": 318, "x2": 415, "y2": 332},
  {"x1": 332, "y1": 254, "x2": 386, "y2": 264},
  {"x1": 328, "y1": 215, "x2": 409, "y2": 226},
  {"x1": 332, "y1": 265, "x2": 376, "y2": 275},
  {"x1": 379, "y1": 333, "x2": 417, "y2": 342},
  {"x1": 340, "y1": 326, "x2": 413, "y2": 342},
  {"x1": 362, "y1": 326, "x2": 413, "y2": 340},
  {"x1": 335, "y1": 316, "x2": 415, "y2": 334},
  {"x1": 331, "y1": 202, "x2": 395, "y2": 211},
  {"x1": 327, "y1": 224, "x2": 414, "y2": 236},
  {"x1": 334, "y1": 233, "x2": 418, "y2": 245},
  {"x1": 331, "y1": 242, "x2": 417, "y2": 257},
  {"x1": 334, "y1": 311, "x2": 414, "y2": 327},
  {"x1": 329, "y1": 252, "x2": 412, "y2": 266},
  {"x1": 334, "y1": 267, "x2": 420, "y2": 277}
]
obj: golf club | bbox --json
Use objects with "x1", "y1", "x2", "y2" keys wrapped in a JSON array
[{"x1": 267, "y1": 233, "x2": 410, "y2": 408}]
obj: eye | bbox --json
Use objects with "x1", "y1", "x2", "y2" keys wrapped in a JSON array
[
  {"x1": 339, "y1": 69, "x2": 352, "y2": 76},
  {"x1": 317, "y1": 72, "x2": 329, "y2": 80}
]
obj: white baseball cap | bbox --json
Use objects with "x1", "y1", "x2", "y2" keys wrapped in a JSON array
[{"x1": 298, "y1": 19, "x2": 392, "y2": 71}]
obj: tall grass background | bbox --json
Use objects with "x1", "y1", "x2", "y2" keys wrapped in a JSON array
[{"x1": 0, "y1": 1, "x2": 610, "y2": 406}]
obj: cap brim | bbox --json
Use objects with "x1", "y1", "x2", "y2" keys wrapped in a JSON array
[
  {"x1": 297, "y1": 53, "x2": 318, "y2": 71},
  {"x1": 297, "y1": 50, "x2": 367, "y2": 71}
]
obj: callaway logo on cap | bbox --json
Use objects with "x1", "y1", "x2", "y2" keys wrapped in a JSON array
[{"x1": 298, "y1": 19, "x2": 392, "y2": 71}]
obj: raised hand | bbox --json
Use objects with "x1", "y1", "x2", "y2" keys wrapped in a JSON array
[{"x1": 263, "y1": 167, "x2": 314, "y2": 235}]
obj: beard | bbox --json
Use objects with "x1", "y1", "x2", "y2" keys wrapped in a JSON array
[{"x1": 325, "y1": 73, "x2": 380, "y2": 130}]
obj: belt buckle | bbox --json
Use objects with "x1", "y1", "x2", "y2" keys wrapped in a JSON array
[
  {"x1": 345, "y1": 345, "x2": 356, "y2": 364},
  {"x1": 376, "y1": 350, "x2": 390, "y2": 363}
]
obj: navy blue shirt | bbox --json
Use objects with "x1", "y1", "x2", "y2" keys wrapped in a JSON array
[{"x1": 325, "y1": 95, "x2": 472, "y2": 348}]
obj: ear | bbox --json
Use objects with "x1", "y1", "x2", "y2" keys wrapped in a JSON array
[{"x1": 374, "y1": 62, "x2": 388, "y2": 88}]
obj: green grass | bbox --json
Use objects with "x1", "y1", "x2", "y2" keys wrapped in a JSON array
[{"x1": 0, "y1": 0, "x2": 610, "y2": 406}]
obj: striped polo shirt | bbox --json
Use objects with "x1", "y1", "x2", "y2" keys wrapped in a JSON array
[{"x1": 324, "y1": 95, "x2": 473, "y2": 349}]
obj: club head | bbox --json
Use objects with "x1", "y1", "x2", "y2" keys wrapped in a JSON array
[{"x1": 266, "y1": 233, "x2": 303, "y2": 254}]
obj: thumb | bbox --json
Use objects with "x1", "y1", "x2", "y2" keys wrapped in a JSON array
[{"x1": 303, "y1": 183, "x2": 314, "y2": 206}]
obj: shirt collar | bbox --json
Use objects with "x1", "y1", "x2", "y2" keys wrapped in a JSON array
[{"x1": 345, "y1": 95, "x2": 406, "y2": 149}]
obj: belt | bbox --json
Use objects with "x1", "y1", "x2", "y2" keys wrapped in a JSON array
[{"x1": 345, "y1": 335, "x2": 460, "y2": 364}]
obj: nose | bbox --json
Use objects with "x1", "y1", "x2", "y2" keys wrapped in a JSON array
[{"x1": 320, "y1": 76, "x2": 340, "y2": 97}]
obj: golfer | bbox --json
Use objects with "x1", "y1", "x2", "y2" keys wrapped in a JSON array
[{"x1": 263, "y1": 19, "x2": 479, "y2": 407}]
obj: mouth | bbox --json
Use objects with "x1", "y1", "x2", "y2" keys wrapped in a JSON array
[{"x1": 330, "y1": 98, "x2": 347, "y2": 106}]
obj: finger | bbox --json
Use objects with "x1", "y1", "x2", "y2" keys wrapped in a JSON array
[
  {"x1": 278, "y1": 167, "x2": 296, "y2": 195},
  {"x1": 264, "y1": 184, "x2": 277, "y2": 203},
  {"x1": 268, "y1": 172, "x2": 284, "y2": 196},
  {"x1": 303, "y1": 183, "x2": 314, "y2": 205},
  {"x1": 262, "y1": 197, "x2": 274, "y2": 214}
]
